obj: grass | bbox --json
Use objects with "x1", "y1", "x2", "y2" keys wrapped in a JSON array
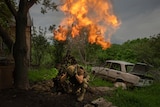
[
  {"x1": 28, "y1": 66, "x2": 113, "y2": 87},
  {"x1": 104, "y1": 83, "x2": 160, "y2": 107},
  {"x1": 28, "y1": 68, "x2": 58, "y2": 82},
  {"x1": 89, "y1": 74, "x2": 113, "y2": 87}
]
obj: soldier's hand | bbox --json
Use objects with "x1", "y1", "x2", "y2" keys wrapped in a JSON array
[{"x1": 61, "y1": 72, "x2": 66, "y2": 76}]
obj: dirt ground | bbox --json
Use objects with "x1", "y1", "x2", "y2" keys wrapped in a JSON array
[{"x1": 0, "y1": 87, "x2": 109, "y2": 107}]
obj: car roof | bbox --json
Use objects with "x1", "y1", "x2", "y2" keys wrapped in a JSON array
[{"x1": 106, "y1": 60, "x2": 134, "y2": 65}]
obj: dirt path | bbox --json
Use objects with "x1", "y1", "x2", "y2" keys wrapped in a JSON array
[{"x1": 0, "y1": 87, "x2": 109, "y2": 107}]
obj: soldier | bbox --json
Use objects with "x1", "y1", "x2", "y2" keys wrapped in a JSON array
[
  {"x1": 60, "y1": 64, "x2": 90, "y2": 102},
  {"x1": 53, "y1": 50, "x2": 89, "y2": 101},
  {"x1": 53, "y1": 50, "x2": 77, "y2": 93}
]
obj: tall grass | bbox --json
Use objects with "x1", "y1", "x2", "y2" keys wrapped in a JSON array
[
  {"x1": 28, "y1": 68, "x2": 58, "y2": 82},
  {"x1": 89, "y1": 75, "x2": 113, "y2": 87},
  {"x1": 105, "y1": 83, "x2": 160, "y2": 107}
]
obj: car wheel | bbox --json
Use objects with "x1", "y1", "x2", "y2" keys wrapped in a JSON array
[{"x1": 114, "y1": 82, "x2": 127, "y2": 90}]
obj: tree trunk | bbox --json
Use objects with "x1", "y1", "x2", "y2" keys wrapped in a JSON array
[{"x1": 13, "y1": 10, "x2": 29, "y2": 89}]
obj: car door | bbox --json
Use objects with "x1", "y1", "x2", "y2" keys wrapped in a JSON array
[
  {"x1": 97, "y1": 62, "x2": 111, "y2": 77},
  {"x1": 106, "y1": 62, "x2": 122, "y2": 81}
]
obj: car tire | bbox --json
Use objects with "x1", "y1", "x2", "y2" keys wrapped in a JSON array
[{"x1": 114, "y1": 82, "x2": 127, "y2": 90}]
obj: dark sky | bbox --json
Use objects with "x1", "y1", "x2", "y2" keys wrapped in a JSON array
[
  {"x1": 112, "y1": 0, "x2": 160, "y2": 43},
  {"x1": 30, "y1": 0, "x2": 160, "y2": 44}
]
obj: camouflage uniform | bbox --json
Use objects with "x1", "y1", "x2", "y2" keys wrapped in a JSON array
[
  {"x1": 53, "y1": 51, "x2": 89, "y2": 101},
  {"x1": 52, "y1": 50, "x2": 77, "y2": 93},
  {"x1": 64, "y1": 64, "x2": 90, "y2": 101}
]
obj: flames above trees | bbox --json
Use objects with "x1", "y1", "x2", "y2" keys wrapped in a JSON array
[{"x1": 53, "y1": 0, "x2": 120, "y2": 50}]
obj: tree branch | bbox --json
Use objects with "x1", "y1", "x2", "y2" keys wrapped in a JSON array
[
  {"x1": 4, "y1": 0, "x2": 17, "y2": 17},
  {"x1": 27, "y1": 0, "x2": 38, "y2": 10}
]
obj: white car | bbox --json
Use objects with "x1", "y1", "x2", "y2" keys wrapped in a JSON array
[{"x1": 92, "y1": 60, "x2": 140, "y2": 87}]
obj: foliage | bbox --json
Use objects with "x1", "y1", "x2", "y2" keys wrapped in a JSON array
[
  {"x1": 148, "y1": 34, "x2": 160, "y2": 67},
  {"x1": 91, "y1": 34, "x2": 160, "y2": 69},
  {"x1": 105, "y1": 44, "x2": 121, "y2": 60},
  {"x1": 28, "y1": 68, "x2": 58, "y2": 82},
  {"x1": 0, "y1": 0, "x2": 13, "y2": 28},
  {"x1": 40, "y1": 0, "x2": 58, "y2": 14},
  {"x1": 31, "y1": 26, "x2": 50, "y2": 66},
  {"x1": 30, "y1": 32, "x2": 160, "y2": 74},
  {"x1": 105, "y1": 83, "x2": 160, "y2": 107},
  {"x1": 52, "y1": 39, "x2": 66, "y2": 66},
  {"x1": 49, "y1": 24, "x2": 66, "y2": 67}
]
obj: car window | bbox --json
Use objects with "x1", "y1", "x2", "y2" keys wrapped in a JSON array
[
  {"x1": 110, "y1": 63, "x2": 121, "y2": 71},
  {"x1": 132, "y1": 64, "x2": 148, "y2": 74},
  {"x1": 106, "y1": 62, "x2": 111, "y2": 68},
  {"x1": 126, "y1": 65, "x2": 134, "y2": 72}
]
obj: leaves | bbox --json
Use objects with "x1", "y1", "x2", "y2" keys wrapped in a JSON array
[
  {"x1": 31, "y1": 26, "x2": 50, "y2": 66},
  {"x1": 41, "y1": 0, "x2": 58, "y2": 14}
]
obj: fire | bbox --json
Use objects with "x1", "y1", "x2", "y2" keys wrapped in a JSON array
[{"x1": 53, "y1": 0, "x2": 120, "y2": 50}]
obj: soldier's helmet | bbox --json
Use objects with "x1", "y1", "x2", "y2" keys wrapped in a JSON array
[
  {"x1": 67, "y1": 65, "x2": 85, "y2": 76},
  {"x1": 66, "y1": 65, "x2": 76, "y2": 76}
]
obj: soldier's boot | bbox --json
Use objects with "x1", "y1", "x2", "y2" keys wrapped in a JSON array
[
  {"x1": 77, "y1": 89, "x2": 86, "y2": 102},
  {"x1": 77, "y1": 93, "x2": 84, "y2": 102}
]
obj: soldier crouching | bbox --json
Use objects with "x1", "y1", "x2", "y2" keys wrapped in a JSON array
[{"x1": 56, "y1": 64, "x2": 90, "y2": 102}]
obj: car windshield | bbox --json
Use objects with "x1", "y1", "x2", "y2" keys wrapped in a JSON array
[
  {"x1": 126, "y1": 65, "x2": 134, "y2": 72},
  {"x1": 131, "y1": 64, "x2": 149, "y2": 74}
]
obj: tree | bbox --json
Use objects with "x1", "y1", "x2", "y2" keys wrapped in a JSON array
[
  {"x1": 31, "y1": 26, "x2": 49, "y2": 66},
  {"x1": 0, "y1": 0, "x2": 57, "y2": 89},
  {"x1": 148, "y1": 34, "x2": 160, "y2": 67},
  {"x1": 49, "y1": 25, "x2": 66, "y2": 67}
]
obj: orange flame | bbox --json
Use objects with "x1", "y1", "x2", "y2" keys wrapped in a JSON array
[{"x1": 53, "y1": 0, "x2": 120, "y2": 50}]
